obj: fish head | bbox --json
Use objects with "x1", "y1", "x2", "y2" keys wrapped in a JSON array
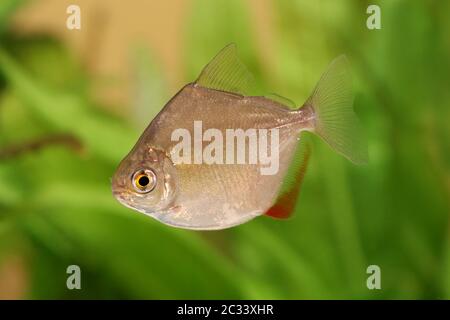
[{"x1": 112, "y1": 146, "x2": 178, "y2": 217}]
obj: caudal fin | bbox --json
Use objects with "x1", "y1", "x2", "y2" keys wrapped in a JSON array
[{"x1": 304, "y1": 55, "x2": 368, "y2": 164}]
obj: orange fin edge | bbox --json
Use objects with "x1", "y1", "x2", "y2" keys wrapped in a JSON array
[{"x1": 265, "y1": 143, "x2": 311, "y2": 219}]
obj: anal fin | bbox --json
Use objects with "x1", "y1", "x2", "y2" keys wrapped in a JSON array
[{"x1": 265, "y1": 140, "x2": 311, "y2": 219}]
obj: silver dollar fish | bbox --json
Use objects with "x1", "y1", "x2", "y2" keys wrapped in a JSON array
[{"x1": 112, "y1": 44, "x2": 367, "y2": 230}]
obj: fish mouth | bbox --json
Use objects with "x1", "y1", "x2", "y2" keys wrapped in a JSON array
[
  {"x1": 113, "y1": 190, "x2": 138, "y2": 212},
  {"x1": 112, "y1": 184, "x2": 124, "y2": 197},
  {"x1": 112, "y1": 187, "x2": 158, "y2": 216},
  {"x1": 112, "y1": 186, "x2": 132, "y2": 206}
]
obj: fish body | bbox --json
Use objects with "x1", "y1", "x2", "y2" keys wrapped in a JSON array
[{"x1": 112, "y1": 44, "x2": 367, "y2": 230}]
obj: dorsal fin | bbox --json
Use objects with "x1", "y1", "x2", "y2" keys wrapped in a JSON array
[
  {"x1": 195, "y1": 43, "x2": 255, "y2": 96},
  {"x1": 265, "y1": 140, "x2": 311, "y2": 219},
  {"x1": 265, "y1": 93, "x2": 297, "y2": 109}
]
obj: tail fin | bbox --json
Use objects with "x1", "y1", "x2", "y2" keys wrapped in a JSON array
[{"x1": 305, "y1": 55, "x2": 368, "y2": 164}]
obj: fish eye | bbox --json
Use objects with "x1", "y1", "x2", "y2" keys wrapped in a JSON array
[{"x1": 132, "y1": 169, "x2": 157, "y2": 193}]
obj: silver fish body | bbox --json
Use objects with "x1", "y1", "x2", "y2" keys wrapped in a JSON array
[{"x1": 112, "y1": 45, "x2": 367, "y2": 230}]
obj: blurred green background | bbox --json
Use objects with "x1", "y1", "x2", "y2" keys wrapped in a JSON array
[{"x1": 0, "y1": 0, "x2": 448, "y2": 299}]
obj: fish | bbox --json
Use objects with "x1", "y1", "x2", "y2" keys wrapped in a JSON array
[{"x1": 112, "y1": 44, "x2": 367, "y2": 230}]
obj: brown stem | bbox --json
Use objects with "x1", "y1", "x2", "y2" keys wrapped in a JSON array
[{"x1": 0, "y1": 134, "x2": 84, "y2": 160}]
